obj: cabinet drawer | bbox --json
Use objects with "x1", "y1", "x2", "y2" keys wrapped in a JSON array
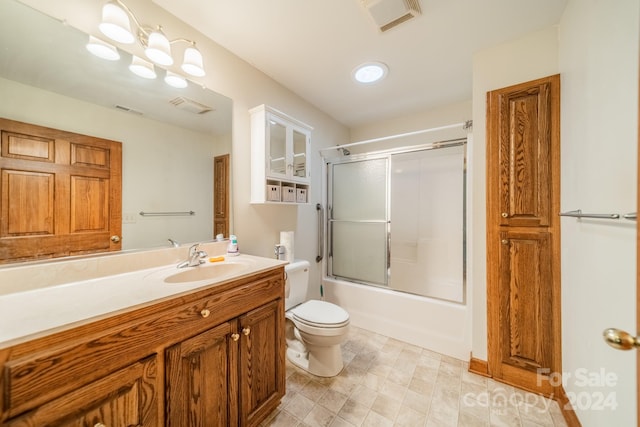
[{"x1": 5, "y1": 355, "x2": 157, "y2": 427}]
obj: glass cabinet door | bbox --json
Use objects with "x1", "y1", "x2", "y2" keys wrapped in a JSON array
[
  {"x1": 292, "y1": 128, "x2": 308, "y2": 180},
  {"x1": 268, "y1": 119, "x2": 287, "y2": 178}
]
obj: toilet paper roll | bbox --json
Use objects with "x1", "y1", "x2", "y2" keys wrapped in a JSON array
[{"x1": 280, "y1": 231, "x2": 294, "y2": 262}]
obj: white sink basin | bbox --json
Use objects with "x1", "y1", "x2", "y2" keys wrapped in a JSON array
[{"x1": 164, "y1": 262, "x2": 249, "y2": 284}]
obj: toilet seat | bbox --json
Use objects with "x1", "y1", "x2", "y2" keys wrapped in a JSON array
[{"x1": 290, "y1": 300, "x2": 350, "y2": 328}]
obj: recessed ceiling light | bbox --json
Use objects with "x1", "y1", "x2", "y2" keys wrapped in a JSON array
[{"x1": 352, "y1": 62, "x2": 389, "y2": 84}]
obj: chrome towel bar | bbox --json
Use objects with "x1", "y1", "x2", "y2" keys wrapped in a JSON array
[
  {"x1": 559, "y1": 209, "x2": 637, "y2": 221},
  {"x1": 139, "y1": 211, "x2": 195, "y2": 216}
]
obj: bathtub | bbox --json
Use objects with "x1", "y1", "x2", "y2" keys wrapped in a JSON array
[{"x1": 322, "y1": 277, "x2": 471, "y2": 360}]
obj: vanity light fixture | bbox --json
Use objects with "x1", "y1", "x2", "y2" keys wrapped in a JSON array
[
  {"x1": 95, "y1": 0, "x2": 206, "y2": 77},
  {"x1": 352, "y1": 61, "x2": 389, "y2": 84},
  {"x1": 86, "y1": 36, "x2": 120, "y2": 61},
  {"x1": 129, "y1": 55, "x2": 157, "y2": 79}
]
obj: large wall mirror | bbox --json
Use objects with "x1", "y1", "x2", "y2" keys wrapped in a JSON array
[{"x1": 0, "y1": 0, "x2": 233, "y2": 261}]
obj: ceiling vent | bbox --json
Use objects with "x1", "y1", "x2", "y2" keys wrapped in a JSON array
[
  {"x1": 169, "y1": 97, "x2": 214, "y2": 115},
  {"x1": 361, "y1": 0, "x2": 422, "y2": 32}
]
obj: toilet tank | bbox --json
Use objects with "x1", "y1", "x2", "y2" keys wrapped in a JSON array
[{"x1": 284, "y1": 259, "x2": 310, "y2": 311}]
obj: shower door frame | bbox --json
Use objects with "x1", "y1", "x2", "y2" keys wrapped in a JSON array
[{"x1": 324, "y1": 137, "x2": 468, "y2": 302}]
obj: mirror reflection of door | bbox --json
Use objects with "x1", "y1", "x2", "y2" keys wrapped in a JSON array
[
  {"x1": 214, "y1": 154, "x2": 229, "y2": 238},
  {"x1": 0, "y1": 118, "x2": 122, "y2": 264}
]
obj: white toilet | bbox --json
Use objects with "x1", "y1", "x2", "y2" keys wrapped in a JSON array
[{"x1": 285, "y1": 259, "x2": 350, "y2": 377}]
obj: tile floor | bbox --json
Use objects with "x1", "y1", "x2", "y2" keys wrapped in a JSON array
[{"x1": 262, "y1": 326, "x2": 568, "y2": 427}]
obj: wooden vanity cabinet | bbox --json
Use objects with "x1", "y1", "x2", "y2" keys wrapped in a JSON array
[
  {"x1": 166, "y1": 299, "x2": 284, "y2": 427},
  {"x1": 0, "y1": 267, "x2": 285, "y2": 427}
]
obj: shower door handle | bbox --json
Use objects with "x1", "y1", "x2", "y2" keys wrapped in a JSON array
[
  {"x1": 387, "y1": 227, "x2": 391, "y2": 270},
  {"x1": 316, "y1": 203, "x2": 324, "y2": 262}
]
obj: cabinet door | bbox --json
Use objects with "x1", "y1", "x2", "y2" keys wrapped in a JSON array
[
  {"x1": 266, "y1": 115, "x2": 288, "y2": 180},
  {"x1": 238, "y1": 300, "x2": 285, "y2": 427},
  {"x1": 495, "y1": 230, "x2": 555, "y2": 394},
  {"x1": 5, "y1": 356, "x2": 157, "y2": 427},
  {"x1": 165, "y1": 321, "x2": 238, "y2": 427},
  {"x1": 291, "y1": 126, "x2": 309, "y2": 182}
]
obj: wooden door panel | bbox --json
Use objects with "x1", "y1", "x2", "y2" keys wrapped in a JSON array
[
  {"x1": 1, "y1": 169, "x2": 55, "y2": 236},
  {"x1": 1, "y1": 131, "x2": 54, "y2": 162},
  {"x1": 71, "y1": 143, "x2": 110, "y2": 168},
  {"x1": 165, "y1": 321, "x2": 238, "y2": 427},
  {"x1": 499, "y1": 231, "x2": 553, "y2": 372},
  {"x1": 0, "y1": 118, "x2": 122, "y2": 263},
  {"x1": 70, "y1": 176, "x2": 109, "y2": 232},
  {"x1": 493, "y1": 80, "x2": 553, "y2": 228}
]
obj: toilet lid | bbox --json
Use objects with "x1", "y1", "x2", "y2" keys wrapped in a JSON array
[{"x1": 291, "y1": 300, "x2": 349, "y2": 326}]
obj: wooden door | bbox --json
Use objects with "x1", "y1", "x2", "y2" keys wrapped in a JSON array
[
  {"x1": 214, "y1": 154, "x2": 229, "y2": 237},
  {"x1": 238, "y1": 300, "x2": 285, "y2": 427},
  {"x1": 486, "y1": 74, "x2": 561, "y2": 396},
  {"x1": 0, "y1": 118, "x2": 122, "y2": 263},
  {"x1": 165, "y1": 321, "x2": 238, "y2": 427},
  {"x1": 5, "y1": 356, "x2": 157, "y2": 427}
]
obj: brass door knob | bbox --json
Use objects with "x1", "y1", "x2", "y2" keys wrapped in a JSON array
[
  {"x1": 501, "y1": 212, "x2": 508, "y2": 218},
  {"x1": 110, "y1": 235, "x2": 121, "y2": 243},
  {"x1": 603, "y1": 328, "x2": 640, "y2": 350},
  {"x1": 242, "y1": 327, "x2": 251, "y2": 336},
  {"x1": 200, "y1": 309, "x2": 210, "y2": 318},
  {"x1": 231, "y1": 333, "x2": 240, "y2": 342}
]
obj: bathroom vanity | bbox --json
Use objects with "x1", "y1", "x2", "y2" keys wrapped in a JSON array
[{"x1": 0, "y1": 253, "x2": 286, "y2": 426}]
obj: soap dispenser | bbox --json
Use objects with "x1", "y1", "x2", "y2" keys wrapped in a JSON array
[{"x1": 227, "y1": 235, "x2": 239, "y2": 256}]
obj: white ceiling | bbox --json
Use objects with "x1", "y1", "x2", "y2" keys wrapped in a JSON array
[{"x1": 153, "y1": 0, "x2": 568, "y2": 128}]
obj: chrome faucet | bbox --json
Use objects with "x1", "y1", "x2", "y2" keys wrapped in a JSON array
[
  {"x1": 168, "y1": 238, "x2": 179, "y2": 248},
  {"x1": 177, "y1": 243, "x2": 208, "y2": 268}
]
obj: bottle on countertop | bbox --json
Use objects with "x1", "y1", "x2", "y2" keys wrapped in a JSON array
[{"x1": 227, "y1": 234, "x2": 239, "y2": 256}]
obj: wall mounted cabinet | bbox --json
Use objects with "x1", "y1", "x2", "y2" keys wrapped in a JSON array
[{"x1": 250, "y1": 105, "x2": 312, "y2": 204}]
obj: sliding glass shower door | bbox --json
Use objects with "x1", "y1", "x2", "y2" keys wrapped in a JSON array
[
  {"x1": 327, "y1": 141, "x2": 466, "y2": 303},
  {"x1": 328, "y1": 158, "x2": 389, "y2": 286}
]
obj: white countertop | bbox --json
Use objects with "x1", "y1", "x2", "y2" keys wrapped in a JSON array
[{"x1": 0, "y1": 254, "x2": 286, "y2": 346}]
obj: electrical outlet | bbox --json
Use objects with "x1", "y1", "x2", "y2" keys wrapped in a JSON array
[{"x1": 122, "y1": 212, "x2": 137, "y2": 224}]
